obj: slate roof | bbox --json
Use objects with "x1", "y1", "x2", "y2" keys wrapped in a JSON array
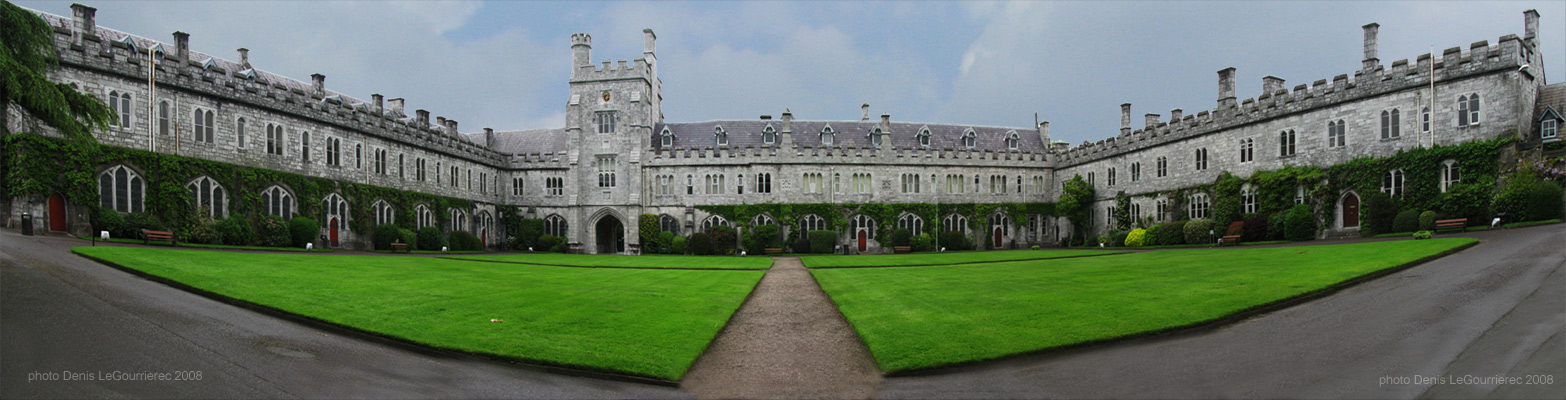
[
  {"x1": 1536, "y1": 82, "x2": 1566, "y2": 122},
  {"x1": 652, "y1": 120, "x2": 1044, "y2": 152},
  {"x1": 464, "y1": 129, "x2": 569, "y2": 155}
]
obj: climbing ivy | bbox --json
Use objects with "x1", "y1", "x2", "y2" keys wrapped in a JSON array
[{"x1": 696, "y1": 201, "x2": 1054, "y2": 239}]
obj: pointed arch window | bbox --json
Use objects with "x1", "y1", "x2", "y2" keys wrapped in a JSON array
[
  {"x1": 1440, "y1": 161, "x2": 1461, "y2": 193},
  {"x1": 962, "y1": 130, "x2": 977, "y2": 149},
  {"x1": 187, "y1": 176, "x2": 227, "y2": 218},
  {"x1": 897, "y1": 214, "x2": 925, "y2": 235},
  {"x1": 714, "y1": 126, "x2": 728, "y2": 146},
  {"x1": 449, "y1": 208, "x2": 469, "y2": 233},
  {"x1": 1189, "y1": 193, "x2": 1211, "y2": 219},
  {"x1": 98, "y1": 165, "x2": 144, "y2": 213},
  {"x1": 1241, "y1": 184, "x2": 1258, "y2": 215},
  {"x1": 660, "y1": 127, "x2": 673, "y2": 147},
  {"x1": 917, "y1": 127, "x2": 931, "y2": 147},
  {"x1": 752, "y1": 214, "x2": 776, "y2": 227},
  {"x1": 1156, "y1": 156, "x2": 1167, "y2": 177},
  {"x1": 660, "y1": 214, "x2": 681, "y2": 235},
  {"x1": 192, "y1": 108, "x2": 213, "y2": 143},
  {"x1": 944, "y1": 214, "x2": 969, "y2": 233},
  {"x1": 322, "y1": 194, "x2": 349, "y2": 231},
  {"x1": 1005, "y1": 131, "x2": 1019, "y2": 150},
  {"x1": 851, "y1": 215, "x2": 876, "y2": 238},
  {"x1": 416, "y1": 205, "x2": 434, "y2": 230},
  {"x1": 260, "y1": 186, "x2": 294, "y2": 219},
  {"x1": 1421, "y1": 107, "x2": 1431, "y2": 133},
  {"x1": 1458, "y1": 94, "x2": 1481, "y2": 125},
  {"x1": 373, "y1": 200, "x2": 395, "y2": 225},
  {"x1": 799, "y1": 214, "x2": 826, "y2": 232},
  {"x1": 1240, "y1": 137, "x2": 1254, "y2": 162},
  {"x1": 820, "y1": 126, "x2": 835, "y2": 146},
  {"x1": 702, "y1": 215, "x2": 730, "y2": 233},
  {"x1": 158, "y1": 101, "x2": 170, "y2": 136},
  {"x1": 1278, "y1": 130, "x2": 1296, "y2": 156},
  {"x1": 1382, "y1": 169, "x2": 1405, "y2": 197},
  {"x1": 762, "y1": 125, "x2": 777, "y2": 145},
  {"x1": 544, "y1": 214, "x2": 568, "y2": 237}
]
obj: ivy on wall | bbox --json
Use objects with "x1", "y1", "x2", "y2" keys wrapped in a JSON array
[
  {"x1": 4, "y1": 134, "x2": 473, "y2": 234},
  {"x1": 695, "y1": 201, "x2": 1055, "y2": 239}
]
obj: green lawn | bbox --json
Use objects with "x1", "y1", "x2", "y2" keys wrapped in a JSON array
[
  {"x1": 73, "y1": 247, "x2": 762, "y2": 381},
  {"x1": 811, "y1": 238, "x2": 1477, "y2": 373},
  {"x1": 444, "y1": 253, "x2": 775, "y2": 270},
  {"x1": 88, "y1": 237, "x2": 333, "y2": 252},
  {"x1": 799, "y1": 249, "x2": 1126, "y2": 268}
]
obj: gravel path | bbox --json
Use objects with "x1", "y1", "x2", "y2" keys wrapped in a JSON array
[{"x1": 680, "y1": 257, "x2": 882, "y2": 399}]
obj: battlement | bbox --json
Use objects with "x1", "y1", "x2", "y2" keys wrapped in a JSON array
[{"x1": 572, "y1": 58, "x2": 654, "y2": 82}]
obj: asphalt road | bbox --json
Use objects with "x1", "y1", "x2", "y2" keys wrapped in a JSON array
[
  {"x1": 0, "y1": 231, "x2": 687, "y2": 399},
  {"x1": 877, "y1": 225, "x2": 1566, "y2": 399}
]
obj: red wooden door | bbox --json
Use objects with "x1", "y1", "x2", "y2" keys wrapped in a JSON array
[
  {"x1": 48, "y1": 193, "x2": 67, "y2": 232},
  {"x1": 481, "y1": 229, "x2": 487, "y2": 248},
  {"x1": 1343, "y1": 194, "x2": 1360, "y2": 228},
  {"x1": 857, "y1": 229, "x2": 867, "y2": 252},
  {"x1": 993, "y1": 227, "x2": 1003, "y2": 248},
  {"x1": 329, "y1": 218, "x2": 339, "y2": 246}
]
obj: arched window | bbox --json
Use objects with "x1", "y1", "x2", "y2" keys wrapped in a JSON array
[
  {"x1": 870, "y1": 128, "x2": 883, "y2": 146},
  {"x1": 850, "y1": 215, "x2": 876, "y2": 238},
  {"x1": 1241, "y1": 184, "x2": 1257, "y2": 215},
  {"x1": 322, "y1": 193, "x2": 348, "y2": 231},
  {"x1": 1278, "y1": 130, "x2": 1296, "y2": 156},
  {"x1": 266, "y1": 123, "x2": 285, "y2": 155},
  {"x1": 715, "y1": 126, "x2": 728, "y2": 146},
  {"x1": 702, "y1": 215, "x2": 730, "y2": 232},
  {"x1": 186, "y1": 176, "x2": 226, "y2": 218},
  {"x1": 1459, "y1": 94, "x2": 1480, "y2": 125},
  {"x1": 798, "y1": 214, "x2": 826, "y2": 232},
  {"x1": 820, "y1": 126, "x2": 835, "y2": 146},
  {"x1": 991, "y1": 213, "x2": 1011, "y2": 236},
  {"x1": 449, "y1": 208, "x2": 469, "y2": 233},
  {"x1": 752, "y1": 214, "x2": 776, "y2": 227},
  {"x1": 326, "y1": 137, "x2": 341, "y2": 167},
  {"x1": 762, "y1": 125, "x2": 777, "y2": 145},
  {"x1": 1441, "y1": 160, "x2": 1461, "y2": 193},
  {"x1": 98, "y1": 165, "x2": 144, "y2": 213},
  {"x1": 660, "y1": 214, "x2": 681, "y2": 235},
  {"x1": 191, "y1": 108, "x2": 213, "y2": 143},
  {"x1": 1005, "y1": 131, "x2": 1019, "y2": 150},
  {"x1": 897, "y1": 214, "x2": 925, "y2": 235},
  {"x1": 416, "y1": 205, "x2": 434, "y2": 229},
  {"x1": 1156, "y1": 156, "x2": 1167, "y2": 177},
  {"x1": 1380, "y1": 109, "x2": 1400, "y2": 139},
  {"x1": 477, "y1": 212, "x2": 493, "y2": 243},
  {"x1": 108, "y1": 90, "x2": 131, "y2": 128},
  {"x1": 1087, "y1": 171, "x2": 1095, "y2": 187},
  {"x1": 962, "y1": 130, "x2": 976, "y2": 149},
  {"x1": 660, "y1": 127, "x2": 673, "y2": 147},
  {"x1": 944, "y1": 214, "x2": 969, "y2": 233},
  {"x1": 544, "y1": 214, "x2": 568, "y2": 237},
  {"x1": 373, "y1": 200, "x2": 394, "y2": 225},
  {"x1": 1130, "y1": 162, "x2": 1142, "y2": 182},
  {"x1": 1107, "y1": 168, "x2": 1117, "y2": 186},
  {"x1": 1189, "y1": 193, "x2": 1211, "y2": 219},
  {"x1": 1195, "y1": 148, "x2": 1208, "y2": 170},
  {"x1": 158, "y1": 101, "x2": 170, "y2": 136},
  {"x1": 260, "y1": 186, "x2": 294, "y2": 219},
  {"x1": 1382, "y1": 169, "x2": 1405, "y2": 197},
  {"x1": 1421, "y1": 107, "x2": 1431, "y2": 133},
  {"x1": 917, "y1": 127, "x2": 931, "y2": 147}
]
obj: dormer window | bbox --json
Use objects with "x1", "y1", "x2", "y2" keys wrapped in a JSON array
[
  {"x1": 917, "y1": 127, "x2": 931, "y2": 147},
  {"x1": 715, "y1": 126, "x2": 728, "y2": 146},
  {"x1": 821, "y1": 126, "x2": 835, "y2": 146},
  {"x1": 1005, "y1": 131, "x2": 1019, "y2": 150},
  {"x1": 962, "y1": 130, "x2": 976, "y2": 149},
  {"x1": 762, "y1": 125, "x2": 777, "y2": 145},
  {"x1": 660, "y1": 127, "x2": 673, "y2": 147},
  {"x1": 870, "y1": 128, "x2": 883, "y2": 146}
]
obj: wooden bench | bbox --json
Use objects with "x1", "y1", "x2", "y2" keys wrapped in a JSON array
[
  {"x1": 140, "y1": 229, "x2": 176, "y2": 246},
  {"x1": 389, "y1": 243, "x2": 410, "y2": 253},
  {"x1": 893, "y1": 246, "x2": 912, "y2": 253},
  {"x1": 1220, "y1": 221, "x2": 1244, "y2": 246},
  {"x1": 764, "y1": 248, "x2": 784, "y2": 255},
  {"x1": 1435, "y1": 218, "x2": 1468, "y2": 232}
]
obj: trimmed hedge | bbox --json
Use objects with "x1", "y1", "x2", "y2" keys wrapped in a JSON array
[
  {"x1": 256, "y1": 216, "x2": 289, "y2": 247},
  {"x1": 669, "y1": 236, "x2": 688, "y2": 255},
  {"x1": 709, "y1": 226, "x2": 737, "y2": 255},
  {"x1": 372, "y1": 224, "x2": 401, "y2": 250},
  {"x1": 287, "y1": 217, "x2": 317, "y2": 248},
  {"x1": 1361, "y1": 191, "x2": 1399, "y2": 236},
  {"x1": 214, "y1": 215, "x2": 254, "y2": 245},
  {"x1": 416, "y1": 226, "x2": 445, "y2": 251},
  {"x1": 808, "y1": 230, "x2": 836, "y2": 253},
  {"x1": 1392, "y1": 210, "x2": 1421, "y2": 233},
  {"x1": 1284, "y1": 203, "x2": 1316, "y2": 241},
  {"x1": 1241, "y1": 214, "x2": 1270, "y2": 242},
  {"x1": 1154, "y1": 220, "x2": 1186, "y2": 246},
  {"x1": 911, "y1": 233, "x2": 935, "y2": 252},
  {"x1": 1183, "y1": 218, "x2": 1216, "y2": 245},
  {"x1": 939, "y1": 230, "x2": 973, "y2": 251},
  {"x1": 689, "y1": 233, "x2": 713, "y2": 255},
  {"x1": 890, "y1": 228, "x2": 913, "y2": 247},
  {"x1": 1124, "y1": 228, "x2": 1148, "y2": 247},
  {"x1": 449, "y1": 231, "x2": 482, "y2": 251},
  {"x1": 1418, "y1": 210, "x2": 1438, "y2": 231},
  {"x1": 398, "y1": 228, "x2": 418, "y2": 250}
]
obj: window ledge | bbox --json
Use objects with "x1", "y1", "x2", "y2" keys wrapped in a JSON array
[{"x1": 1380, "y1": 136, "x2": 1402, "y2": 142}]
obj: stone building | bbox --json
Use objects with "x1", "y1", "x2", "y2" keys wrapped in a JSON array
[{"x1": 5, "y1": 4, "x2": 1558, "y2": 252}]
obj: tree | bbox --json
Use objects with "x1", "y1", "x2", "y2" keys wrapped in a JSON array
[
  {"x1": 1056, "y1": 174, "x2": 1095, "y2": 245},
  {"x1": 1, "y1": 0, "x2": 113, "y2": 139}
]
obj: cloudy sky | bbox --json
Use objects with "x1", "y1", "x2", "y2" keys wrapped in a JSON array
[{"x1": 20, "y1": 1, "x2": 1565, "y2": 145}]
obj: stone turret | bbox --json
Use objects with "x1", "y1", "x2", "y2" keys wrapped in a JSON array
[
  {"x1": 1524, "y1": 9, "x2": 1539, "y2": 47},
  {"x1": 570, "y1": 33, "x2": 591, "y2": 79}
]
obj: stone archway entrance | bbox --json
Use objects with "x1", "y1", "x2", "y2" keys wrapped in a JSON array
[
  {"x1": 328, "y1": 218, "x2": 339, "y2": 247},
  {"x1": 1342, "y1": 193, "x2": 1361, "y2": 228},
  {"x1": 47, "y1": 193, "x2": 67, "y2": 232},
  {"x1": 596, "y1": 215, "x2": 625, "y2": 254}
]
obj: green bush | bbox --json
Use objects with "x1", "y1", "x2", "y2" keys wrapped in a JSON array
[
  {"x1": 214, "y1": 216, "x2": 254, "y2": 245},
  {"x1": 1418, "y1": 211, "x2": 1438, "y2": 231},
  {"x1": 398, "y1": 228, "x2": 417, "y2": 250},
  {"x1": 123, "y1": 212, "x2": 166, "y2": 238},
  {"x1": 939, "y1": 230, "x2": 973, "y2": 251},
  {"x1": 1267, "y1": 212, "x2": 1288, "y2": 240},
  {"x1": 1241, "y1": 214, "x2": 1270, "y2": 242},
  {"x1": 1440, "y1": 182, "x2": 1494, "y2": 224},
  {"x1": 1412, "y1": 230, "x2": 1433, "y2": 240},
  {"x1": 688, "y1": 233, "x2": 713, "y2": 255},
  {"x1": 255, "y1": 216, "x2": 290, "y2": 247},
  {"x1": 1361, "y1": 191, "x2": 1399, "y2": 236},
  {"x1": 709, "y1": 226, "x2": 737, "y2": 255},
  {"x1": 1392, "y1": 210, "x2": 1420, "y2": 233},
  {"x1": 90, "y1": 207, "x2": 125, "y2": 238},
  {"x1": 1142, "y1": 225, "x2": 1160, "y2": 245},
  {"x1": 1284, "y1": 203, "x2": 1316, "y2": 241},
  {"x1": 535, "y1": 235, "x2": 559, "y2": 253},
  {"x1": 910, "y1": 233, "x2": 935, "y2": 252},
  {"x1": 744, "y1": 224, "x2": 782, "y2": 254},
  {"x1": 1183, "y1": 218, "x2": 1216, "y2": 245},
  {"x1": 372, "y1": 224, "x2": 401, "y2": 250},
  {"x1": 1109, "y1": 230, "x2": 1129, "y2": 247},
  {"x1": 657, "y1": 231, "x2": 677, "y2": 254},
  {"x1": 790, "y1": 236, "x2": 811, "y2": 254},
  {"x1": 1154, "y1": 220, "x2": 1187, "y2": 246},
  {"x1": 1527, "y1": 182, "x2": 1564, "y2": 221},
  {"x1": 638, "y1": 214, "x2": 661, "y2": 253},
  {"x1": 889, "y1": 228, "x2": 913, "y2": 247},
  {"x1": 416, "y1": 226, "x2": 445, "y2": 251},
  {"x1": 513, "y1": 218, "x2": 544, "y2": 250},
  {"x1": 808, "y1": 230, "x2": 837, "y2": 253},
  {"x1": 449, "y1": 231, "x2": 482, "y2": 251},
  {"x1": 669, "y1": 236, "x2": 688, "y2": 254},
  {"x1": 183, "y1": 215, "x2": 218, "y2": 244},
  {"x1": 1124, "y1": 228, "x2": 1148, "y2": 247},
  {"x1": 287, "y1": 217, "x2": 317, "y2": 248}
]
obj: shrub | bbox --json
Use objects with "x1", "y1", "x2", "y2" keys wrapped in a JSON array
[
  {"x1": 1183, "y1": 218, "x2": 1216, "y2": 245},
  {"x1": 939, "y1": 230, "x2": 973, "y2": 251},
  {"x1": 123, "y1": 212, "x2": 166, "y2": 238},
  {"x1": 1241, "y1": 214, "x2": 1269, "y2": 242},
  {"x1": 535, "y1": 235, "x2": 560, "y2": 253},
  {"x1": 1124, "y1": 228, "x2": 1148, "y2": 247},
  {"x1": 669, "y1": 236, "x2": 688, "y2": 255},
  {"x1": 688, "y1": 233, "x2": 713, "y2": 255},
  {"x1": 372, "y1": 224, "x2": 401, "y2": 250},
  {"x1": 744, "y1": 224, "x2": 782, "y2": 254},
  {"x1": 255, "y1": 216, "x2": 290, "y2": 247},
  {"x1": 90, "y1": 207, "x2": 124, "y2": 238},
  {"x1": 398, "y1": 228, "x2": 418, "y2": 250},
  {"x1": 1143, "y1": 225, "x2": 1160, "y2": 245},
  {"x1": 709, "y1": 226, "x2": 737, "y2": 255},
  {"x1": 1440, "y1": 181, "x2": 1495, "y2": 224},
  {"x1": 1096, "y1": 235, "x2": 1108, "y2": 245},
  {"x1": 514, "y1": 218, "x2": 544, "y2": 250},
  {"x1": 1284, "y1": 203, "x2": 1316, "y2": 241},
  {"x1": 183, "y1": 215, "x2": 218, "y2": 244},
  {"x1": 1267, "y1": 212, "x2": 1288, "y2": 240},
  {"x1": 1412, "y1": 230, "x2": 1433, "y2": 240},
  {"x1": 808, "y1": 230, "x2": 837, "y2": 253},
  {"x1": 657, "y1": 231, "x2": 677, "y2": 254},
  {"x1": 416, "y1": 226, "x2": 445, "y2": 251},
  {"x1": 1418, "y1": 211, "x2": 1438, "y2": 231},
  {"x1": 1154, "y1": 220, "x2": 1187, "y2": 246},
  {"x1": 790, "y1": 236, "x2": 811, "y2": 254},
  {"x1": 1392, "y1": 210, "x2": 1420, "y2": 233},
  {"x1": 889, "y1": 228, "x2": 913, "y2": 247},
  {"x1": 1109, "y1": 230, "x2": 1129, "y2": 247},
  {"x1": 214, "y1": 216, "x2": 254, "y2": 245},
  {"x1": 1527, "y1": 181, "x2": 1564, "y2": 221},
  {"x1": 449, "y1": 231, "x2": 482, "y2": 251},
  {"x1": 910, "y1": 233, "x2": 935, "y2": 252},
  {"x1": 1361, "y1": 191, "x2": 1399, "y2": 236},
  {"x1": 287, "y1": 217, "x2": 318, "y2": 248}
]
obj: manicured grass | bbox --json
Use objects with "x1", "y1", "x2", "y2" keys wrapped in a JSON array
[
  {"x1": 811, "y1": 238, "x2": 1477, "y2": 373},
  {"x1": 373, "y1": 249, "x2": 489, "y2": 254},
  {"x1": 799, "y1": 250, "x2": 1126, "y2": 268},
  {"x1": 444, "y1": 253, "x2": 775, "y2": 270},
  {"x1": 73, "y1": 247, "x2": 762, "y2": 380},
  {"x1": 88, "y1": 237, "x2": 332, "y2": 252}
]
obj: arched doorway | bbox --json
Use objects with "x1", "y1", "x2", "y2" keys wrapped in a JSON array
[
  {"x1": 328, "y1": 218, "x2": 339, "y2": 247},
  {"x1": 596, "y1": 215, "x2": 624, "y2": 254},
  {"x1": 47, "y1": 193, "x2": 67, "y2": 232},
  {"x1": 1341, "y1": 193, "x2": 1360, "y2": 228},
  {"x1": 993, "y1": 226, "x2": 1004, "y2": 249}
]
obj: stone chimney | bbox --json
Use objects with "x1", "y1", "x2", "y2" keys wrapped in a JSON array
[
  {"x1": 70, "y1": 4, "x2": 96, "y2": 46},
  {"x1": 173, "y1": 31, "x2": 190, "y2": 65},
  {"x1": 878, "y1": 114, "x2": 892, "y2": 151},
  {"x1": 436, "y1": 116, "x2": 447, "y2": 133},
  {"x1": 446, "y1": 119, "x2": 458, "y2": 136},
  {"x1": 1144, "y1": 113, "x2": 1160, "y2": 130},
  {"x1": 1362, "y1": 23, "x2": 1380, "y2": 71},
  {"x1": 371, "y1": 94, "x2": 384, "y2": 114},
  {"x1": 484, "y1": 128, "x2": 496, "y2": 149},
  {"x1": 1037, "y1": 121, "x2": 1051, "y2": 146},
  {"x1": 780, "y1": 109, "x2": 794, "y2": 147},
  {"x1": 388, "y1": 98, "x2": 405, "y2": 117},
  {"x1": 861, "y1": 103, "x2": 870, "y2": 121},
  {"x1": 237, "y1": 48, "x2": 250, "y2": 69},
  {"x1": 1217, "y1": 67, "x2": 1237, "y2": 108},
  {"x1": 1524, "y1": 10, "x2": 1539, "y2": 47},
  {"x1": 1120, "y1": 103, "x2": 1132, "y2": 136},
  {"x1": 311, "y1": 74, "x2": 325, "y2": 96},
  {"x1": 416, "y1": 109, "x2": 430, "y2": 128},
  {"x1": 1170, "y1": 108, "x2": 1183, "y2": 121},
  {"x1": 1262, "y1": 76, "x2": 1285, "y2": 95},
  {"x1": 643, "y1": 29, "x2": 657, "y2": 58}
]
